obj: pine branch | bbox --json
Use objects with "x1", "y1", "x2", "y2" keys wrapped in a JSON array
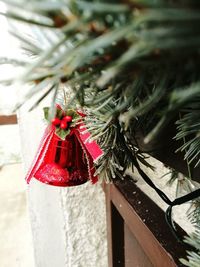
[
  {"x1": 1, "y1": 4, "x2": 200, "y2": 261},
  {"x1": 176, "y1": 102, "x2": 200, "y2": 167},
  {"x1": 180, "y1": 229, "x2": 200, "y2": 267}
]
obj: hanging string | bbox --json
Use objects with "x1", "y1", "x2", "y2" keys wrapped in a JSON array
[
  {"x1": 117, "y1": 126, "x2": 200, "y2": 240},
  {"x1": 133, "y1": 157, "x2": 200, "y2": 241}
]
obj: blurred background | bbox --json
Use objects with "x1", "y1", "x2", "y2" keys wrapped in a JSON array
[{"x1": 0, "y1": 7, "x2": 34, "y2": 267}]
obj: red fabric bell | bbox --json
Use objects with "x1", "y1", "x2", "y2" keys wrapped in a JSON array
[
  {"x1": 26, "y1": 125, "x2": 100, "y2": 187},
  {"x1": 26, "y1": 106, "x2": 103, "y2": 187},
  {"x1": 34, "y1": 163, "x2": 70, "y2": 186}
]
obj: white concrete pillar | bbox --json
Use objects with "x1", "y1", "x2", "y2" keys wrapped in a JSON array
[{"x1": 18, "y1": 104, "x2": 108, "y2": 267}]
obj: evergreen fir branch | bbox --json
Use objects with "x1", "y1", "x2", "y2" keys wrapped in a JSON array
[
  {"x1": 176, "y1": 100, "x2": 200, "y2": 167},
  {"x1": 144, "y1": 82, "x2": 200, "y2": 144},
  {"x1": 13, "y1": 77, "x2": 59, "y2": 110},
  {"x1": 0, "y1": 9, "x2": 54, "y2": 27},
  {"x1": 9, "y1": 29, "x2": 43, "y2": 55},
  {"x1": 29, "y1": 82, "x2": 59, "y2": 111},
  {"x1": 1, "y1": 1, "x2": 200, "y2": 167},
  {"x1": 1, "y1": 0, "x2": 68, "y2": 12},
  {"x1": 180, "y1": 229, "x2": 200, "y2": 267},
  {"x1": 83, "y1": 101, "x2": 152, "y2": 182},
  {"x1": 1, "y1": 2, "x2": 200, "y2": 265},
  {"x1": 0, "y1": 57, "x2": 29, "y2": 66},
  {"x1": 1, "y1": 4, "x2": 200, "y2": 263},
  {"x1": 74, "y1": 0, "x2": 129, "y2": 13}
]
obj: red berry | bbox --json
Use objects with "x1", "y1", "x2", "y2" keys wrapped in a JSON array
[
  {"x1": 60, "y1": 120, "x2": 68, "y2": 129},
  {"x1": 51, "y1": 118, "x2": 61, "y2": 126},
  {"x1": 63, "y1": 115, "x2": 72, "y2": 122}
]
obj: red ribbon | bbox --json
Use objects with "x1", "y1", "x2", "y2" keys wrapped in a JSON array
[{"x1": 75, "y1": 123, "x2": 103, "y2": 163}]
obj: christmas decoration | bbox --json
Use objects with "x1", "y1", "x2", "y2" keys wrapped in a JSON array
[
  {"x1": 26, "y1": 105, "x2": 103, "y2": 186},
  {"x1": 1, "y1": 0, "x2": 200, "y2": 265}
]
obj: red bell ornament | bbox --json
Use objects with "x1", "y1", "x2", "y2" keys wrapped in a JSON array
[{"x1": 26, "y1": 107, "x2": 103, "y2": 187}]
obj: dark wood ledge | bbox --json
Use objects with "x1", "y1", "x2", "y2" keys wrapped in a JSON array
[{"x1": 104, "y1": 180, "x2": 190, "y2": 267}]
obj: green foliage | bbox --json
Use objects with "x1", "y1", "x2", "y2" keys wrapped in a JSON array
[
  {"x1": 1, "y1": 1, "x2": 200, "y2": 265},
  {"x1": 55, "y1": 127, "x2": 70, "y2": 140},
  {"x1": 43, "y1": 106, "x2": 80, "y2": 139},
  {"x1": 176, "y1": 100, "x2": 200, "y2": 167},
  {"x1": 180, "y1": 229, "x2": 200, "y2": 267}
]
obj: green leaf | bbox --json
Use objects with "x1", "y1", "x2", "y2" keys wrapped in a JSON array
[
  {"x1": 55, "y1": 128, "x2": 70, "y2": 140},
  {"x1": 56, "y1": 108, "x2": 63, "y2": 119},
  {"x1": 43, "y1": 107, "x2": 50, "y2": 121},
  {"x1": 66, "y1": 109, "x2": 80, "y2": 120}
]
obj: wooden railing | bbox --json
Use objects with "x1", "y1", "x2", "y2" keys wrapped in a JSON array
[
  {"x1": 104, "y1": 179, "x2": 190, "y2": 267},
  {"x1": 0, "y1": 115, "x2": 17, "y2": 125}
]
